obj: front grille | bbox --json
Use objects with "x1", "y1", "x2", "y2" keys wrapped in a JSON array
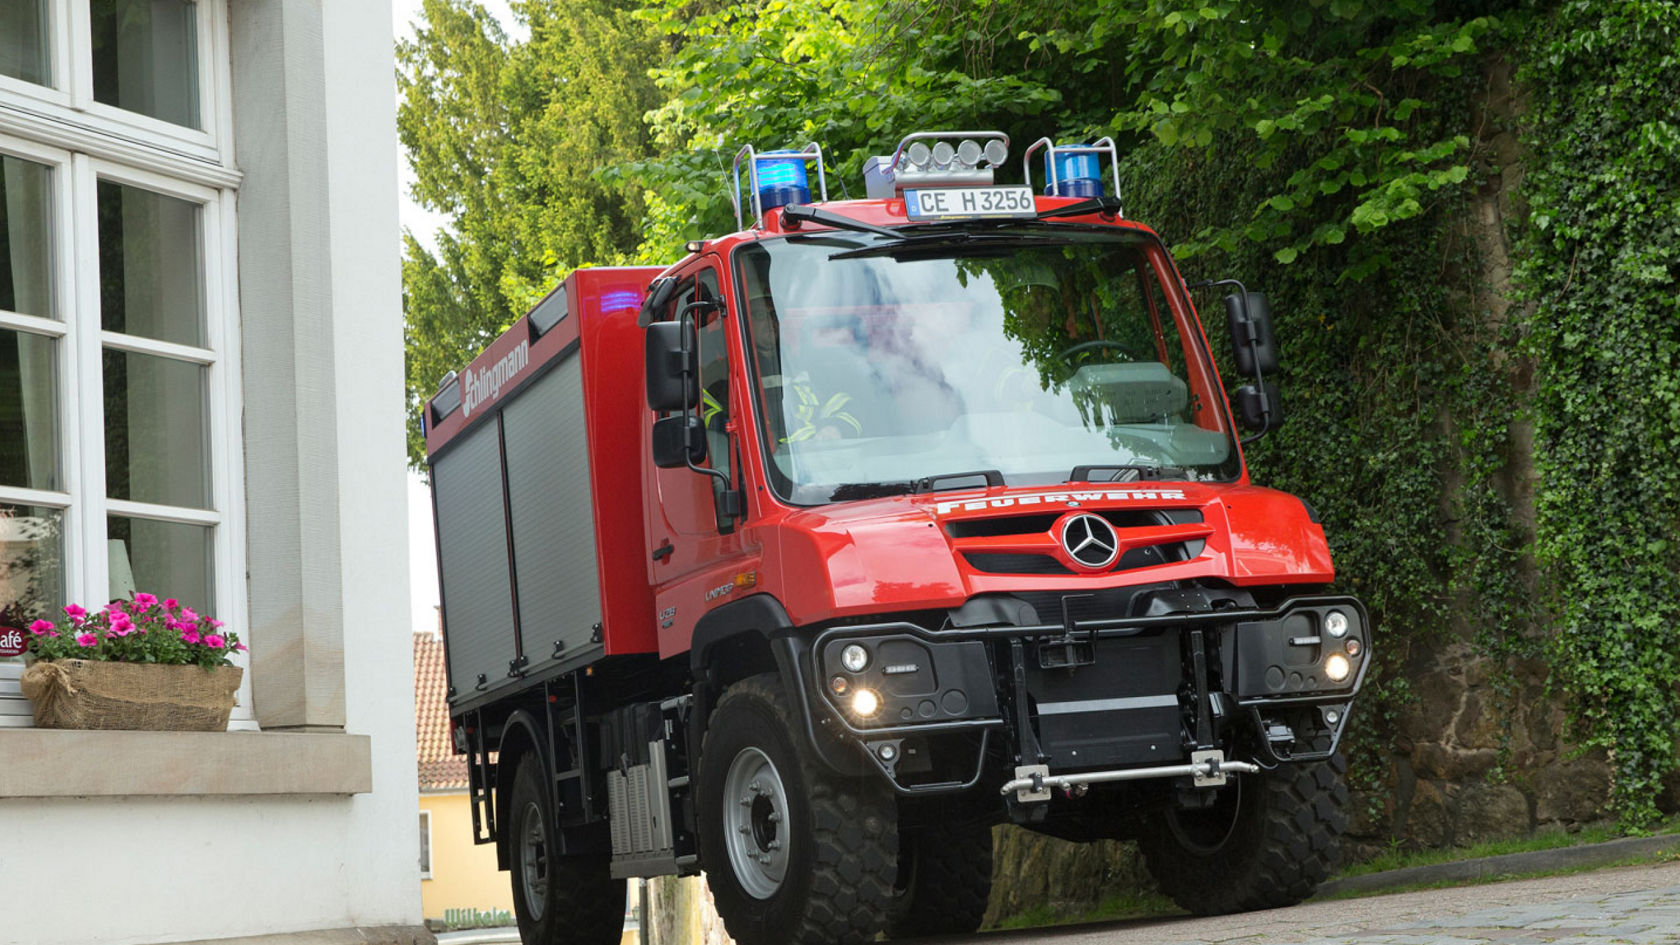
[
  {"x1": 946, "y1": 513, "x2": 1061, "y2": 539},
  {"x1": 963, "y1": 553, "x2": 1073, "y2": 575}
]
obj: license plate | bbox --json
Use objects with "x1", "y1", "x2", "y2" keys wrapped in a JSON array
[{"x1": 904, "y1": 186, "x2": 1036, "y2": 221}]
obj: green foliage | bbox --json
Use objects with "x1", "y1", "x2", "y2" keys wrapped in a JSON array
[
  {"x1": 397, "y1": 0, "x2": 1680, "y2": 830},
  {"x1": 397, "y1": 0, "x2": 660, "y2": 465},
  {"x1": 1513, "y1": 0, "x2": 1680, "y2": 829}
]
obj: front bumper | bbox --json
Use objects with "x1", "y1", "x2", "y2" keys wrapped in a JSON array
[{"x1": 786, "y1": 595, "x2": 1371, "y2": 795}]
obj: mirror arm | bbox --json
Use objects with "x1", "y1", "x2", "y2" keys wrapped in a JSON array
[{"x1": 675, "y1": 301, "x2": 736, "y2": 501}]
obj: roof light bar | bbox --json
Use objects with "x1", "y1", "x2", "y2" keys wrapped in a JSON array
[
  {"x1": 1021, "y1": 137, "x2": 1124, "y2": 215},
  {"x1": 863, "y1": 130, "x2": 1009, "y2": 198},
  {"x1": 733, "y1": 143, "x2": 830, "y2": 230}
]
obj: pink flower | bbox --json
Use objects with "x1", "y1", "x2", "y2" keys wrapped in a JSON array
[
  {"x1": 207, "y1": 618, "x2": 224, "y2": 629},
  {"x1": 109, "y1": 611, "x2": 132, "y2": 630},
  {"x1": 133, "y1": 592, "x2": 158, "y2": 610},
  {"x1": 181, "y1": 628, "x2": 201, "y2": 645},
  {"x1": 162, "y1": 598, "x2": 178, "y2": 610},
  {"x1": 204, "y1": 634, "x2": 227, "y2": 649},
  {"x1": 63, "y1": 604, "x2": 86, "y2": 623},
  {"x1": 180, "y1": 607, "x2": 199, "y2": 623},
  {"x1": 234, "y1": 643, "x2": 248, "y2": 652},
  {"x1": 108, "y1": 624, "x2": 133, "y2": 638},
  {"x1": 76, "y1": 632, "x2": 98, "y2": 647},
  {"x1": 29, "y1": 619, "x2": 54, "y2": 635}
]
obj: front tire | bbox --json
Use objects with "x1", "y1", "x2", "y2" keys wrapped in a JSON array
[
  {"x1": 508, "y1": 754, "x2": 625, "y2": 945},
  {"x1": 886, "y1": 820, "x2": 994, "y2": 938},
  {"x1": 697, "y1": 673, "x2": 897, "y2": 945},
  {"x1": 1139, "y1": 755, "x2": 1347, "y2": 916}
]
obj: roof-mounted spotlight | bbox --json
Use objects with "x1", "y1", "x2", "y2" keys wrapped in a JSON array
[{"x1": 864, "y1": 130, "x2": 1011, "y2": 198}]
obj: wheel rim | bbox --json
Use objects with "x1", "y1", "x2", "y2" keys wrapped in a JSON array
[
  {"x1": 721, "y1": 746, "x2": 791, "y2": 899},
  {"x1": 1165, "y1": 776, "x2": 1244, "y2": 854},
  {"x1": 519, "y1": 801, "x2": 549, "y2": 919}
]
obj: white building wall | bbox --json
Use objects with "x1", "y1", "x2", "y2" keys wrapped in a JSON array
[{"x1": 0, "y1": 0, "x2": 420, "y2": 941}]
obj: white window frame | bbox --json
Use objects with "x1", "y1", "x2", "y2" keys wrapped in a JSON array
[
  {"x1": 419, "y1": 809, "x2": 434, "y2": 879},
  {"x1": 0, "y1": 0, "x2": 247, "y2": 727}
]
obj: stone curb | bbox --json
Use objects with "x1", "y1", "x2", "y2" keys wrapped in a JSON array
[{"x1": 1317, "y1": 833, "x2": 1680, "y2": 898}]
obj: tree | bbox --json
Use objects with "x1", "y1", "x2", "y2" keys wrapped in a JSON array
[{"x1": 398, "y1": 0, "x2": 660, "y2": 465}]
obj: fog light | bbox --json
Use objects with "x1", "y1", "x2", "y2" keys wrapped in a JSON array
[
  {"x1": 1325, "y1": 611, "x2": 1349, "y2": 638},
  {"x1": 852, "y1": 689, "x2": 881, "y2": 717},
  {"x1": 1344, "y1": 638, "x2": 1362, "y2": 658},
  {"x1": 1325, "y1": 653, "x2": 1352, "y2": 683},
  {"x1": 830, "y1": 675, "x2": 849, "y2": 696},
  {"x1": 878, "y1": 743, "x2": 897, "y2": 762},
  {"x1": 1325, "y1": 709, "x2": 1341, "y2": 725},
  {"x1": 841, "y1": 644, "x2": 870, "y2": 673}
]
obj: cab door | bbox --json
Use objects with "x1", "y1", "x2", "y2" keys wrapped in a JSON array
[{"x1": 644, "y1": 262, "x2": 756, "y2": 656}]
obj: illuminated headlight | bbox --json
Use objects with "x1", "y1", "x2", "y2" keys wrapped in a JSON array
[
  {"x1": 841, "y1": 644, "x2": 870, "y2": 673},
  {"x1": 1324, "y1": 611, "x2": 1350, "y2": 638},
  {"x1": 851, "y1": 689, "x2": 881, "y2": 718},
  {"x1": 1324, "y1": 653, "x2": 1352, "y2": 683}
]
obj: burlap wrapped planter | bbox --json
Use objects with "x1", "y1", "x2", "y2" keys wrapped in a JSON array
[{"x1": 19, "y1": 659, "x2": 243, "y2": 731}]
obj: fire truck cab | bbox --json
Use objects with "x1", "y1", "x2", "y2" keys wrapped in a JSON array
[{"x1": 425, "y1": 132, "x2": 1370, "y2": 945}]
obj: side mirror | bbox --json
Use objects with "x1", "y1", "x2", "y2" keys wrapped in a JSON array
[
  {"x1": 651, "y1": 415, "x2": 707, "y2": 468},
  {"x1": 1224, "y1": 292, "x2": 1279, "y2": 377},
  {"x1": 645, "y1": 321, "x2": 698, "y2": 412},
  {"x1": 1234, "y1": 382, "x2": 1282, "y2": 432}
]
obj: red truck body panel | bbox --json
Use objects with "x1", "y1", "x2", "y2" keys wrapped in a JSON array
[{"x1": 427, "y1": 267, "x2": 665, "y2": 668}]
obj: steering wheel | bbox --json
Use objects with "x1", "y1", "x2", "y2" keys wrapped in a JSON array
[{"x1": 1057, "y1": 339, "x2": 1150, "y2": 363}]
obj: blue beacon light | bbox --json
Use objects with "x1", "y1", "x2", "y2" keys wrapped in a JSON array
[
  {"x1": 756, "y1": 151, "x2": 811, "y2": 212},
  {"x1": 1044, "y1": 149, "x2": 1105, "y2": 198}
]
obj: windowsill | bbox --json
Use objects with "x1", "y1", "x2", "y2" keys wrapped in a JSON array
[{"x1": 0, "y1": 729, "x2": 372, "y2": 797}]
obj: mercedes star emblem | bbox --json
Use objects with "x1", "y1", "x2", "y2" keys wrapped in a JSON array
[{"x1": 1060, "y1": 513, "x2": 1120, "y2": 570}]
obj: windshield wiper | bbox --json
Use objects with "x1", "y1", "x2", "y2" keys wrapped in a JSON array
[
  {"x1": 1036, "y1": 196, "x2": 1123, "y2": 220},
  {"x1": 826, "y1": 469, "x2": 1005, "y2": 503},
  {"x1": 781, "y1": 203, "x2": 904, "y2": 240},
  {"x1": 1069, "y1": 464, "x2": 1189, "y2": 483}
]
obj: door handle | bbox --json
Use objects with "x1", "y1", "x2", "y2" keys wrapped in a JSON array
[{"x1": 652, "y1": 542, "x2": 675, "y2": 562}]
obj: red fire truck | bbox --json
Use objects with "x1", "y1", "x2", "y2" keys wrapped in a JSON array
[{"x1": 425, "y1": 131, "x2": 1370, "y2": 945}]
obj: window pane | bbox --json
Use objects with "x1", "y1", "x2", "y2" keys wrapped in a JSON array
[
  {"x1": 0, "y1": 328, "x2": 58, "y2": 491},
  {"x1": 0, "y1": 504, "x2": 63, "y2": 664},
  {"x1": 0, "y1": 154, "x2": 53, "y2": 319},
  {"x1": 98, "y1": 180, "x2": 202, "y2": 346},
  {"x1": 107, "y1": 514, "x2": 211, "y2": 608},
  {"x1": 0, "y1": 0, "x2": 50, "y2": 87},
  {"x1": 90, "y1": 0, "x2": 200, "y2": 129},
  {"x1": 103, "y1": 348, "x2": 209, "y2": 509}
]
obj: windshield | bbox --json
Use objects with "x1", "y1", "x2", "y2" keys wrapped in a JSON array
[{"x1": 736, "y1": 228, "x2": 1240, "y2": 505}]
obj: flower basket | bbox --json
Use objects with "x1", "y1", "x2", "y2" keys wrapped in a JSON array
[
  {"x1": 20, "y1": 593, "x2": 246, "y2": 731},
  {"x1": 20, "y1": 659, "x2": 243, "y2": 731}
]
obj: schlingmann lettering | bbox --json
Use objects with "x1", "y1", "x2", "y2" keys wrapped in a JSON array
[{"x1": 461, "y1": 340, "x2": 530, "y2": 418}]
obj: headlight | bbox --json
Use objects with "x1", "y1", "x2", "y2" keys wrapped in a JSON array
[
  {"x1": 851, "y1": 688, "x2": 881, "y2": 717},
  {"x1": 1324, "y1": 611, "x2": 1349, "y2": 638},
  {"x1": 1324, "y1": 653, "x2": 1352, "y2": 683},
  {"x1": 841, "y1": 644, "x2": 870, "y2": 673}
]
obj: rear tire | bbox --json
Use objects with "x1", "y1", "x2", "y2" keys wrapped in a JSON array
[
  {"x1": 1139, "y1": 755, "x2": 1346, "y2": 916},
  {"x1": 697, "y1": 673, "x2": 897, "y2": 945},
  {"x1": 508, "y1": 754, "x2": 625, "y2": 945},
  {"x1": 886, "y1": 820, "x2": 994, "y2": 938}
]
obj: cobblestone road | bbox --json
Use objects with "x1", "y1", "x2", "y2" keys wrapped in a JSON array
[{"x1": 974, "y1": 861, "x2": 1680, "y2": 945}]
